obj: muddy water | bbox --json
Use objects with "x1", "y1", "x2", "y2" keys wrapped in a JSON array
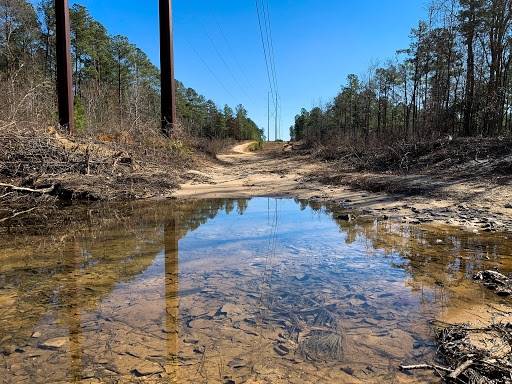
[{"x1": 0, "y1": 198, "x2": 511, "y2": 384}]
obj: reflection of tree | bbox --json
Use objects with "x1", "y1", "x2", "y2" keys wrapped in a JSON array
[
  {"x1": 236, "y1": 199, "x2": 249, "y2": 215},
  {"x1": 0, "y1": 199, "x2": 249, "y2": 349},
  {"x1": 301, "y1": 199, "x2": 510, "y2": 293}
]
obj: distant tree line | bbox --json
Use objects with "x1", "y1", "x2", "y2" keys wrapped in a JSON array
[
  {"x1": 291, "y1": 0, "x2": 512, "y2": 146},
  {"x1": 0, "y1": 0, "x2": 263, "y2": 141}
]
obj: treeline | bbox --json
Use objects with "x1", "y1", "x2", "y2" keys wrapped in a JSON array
[
  {"x1": 291, "y1": 0, "x2": 512, "y2": 146},
  {"x1": 0, "y1": 0, "x2": 263, "y2": 141}
]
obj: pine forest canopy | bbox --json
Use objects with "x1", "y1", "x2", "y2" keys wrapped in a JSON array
[
  {"x1": 0, "y1": 0, "x2": 264, "y2": 142},
  {"x1": 291, "y1": 0, "x2": 512, "y2": 147}
]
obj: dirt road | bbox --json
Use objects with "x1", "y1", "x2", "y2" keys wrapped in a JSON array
[
  {"x1": 176, "y1": 141, "x2": 512, "y2": 232},
  {"x1": 175, "y1": 141, "x2": 320, "y2": 199}
]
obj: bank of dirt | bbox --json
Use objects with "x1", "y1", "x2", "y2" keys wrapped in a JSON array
[
  {"x1": 176, "y1": 140, "x2": 512, "y2": 234},
  {"x1": 0, "y1": 126, "x2": 194, "y2": 220}
]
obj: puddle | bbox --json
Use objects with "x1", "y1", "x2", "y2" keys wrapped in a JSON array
[{"x1": 0, "y1": 198, "x2": 511, "y2": 383}]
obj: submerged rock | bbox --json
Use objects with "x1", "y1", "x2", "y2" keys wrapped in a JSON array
[
  {"x1": 218, "y1": 303, "x2": 240, "y2": 316},
  {"x1": 38, "y1": 337, "x2": 68, "y2": 350},
  {"x1": 188, "y1": 319, "x2": 211, "y2": 329},
  {"x1": 131, "y1": 361, "x2": 163, "y2": 377},
  {"x1": 227, "y1": 358, "x2": 246, "y2": 369},
  {"x1": 273, "y1": 344, "x2": 290, "y2": 356}
]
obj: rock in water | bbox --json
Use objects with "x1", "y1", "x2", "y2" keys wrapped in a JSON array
[
  {"x1": 218, "y1": 303, "x2": 240, "y2": 316},
  {"x1": 38, "y1": 337, "x2": 69, "y2": 350},
  {"x1": 132, "y1": 361, "x2": 163, "y2": 377},
  {"x1": 474, "y1": 270, "x2": 508, "y2": 281},
  {"x1": 273, "y1": 344, "x2": 290, "y2": 356}
]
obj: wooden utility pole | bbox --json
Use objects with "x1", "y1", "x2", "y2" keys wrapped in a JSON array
[
  {"x1": 274, "y1": 94, "x2": 278, "y2": 141},
  {"x1": 159, "y1": 0, "x2": 176, "y2": 137},
  {"x1": 55, "y1": 0, "x2": 74, "y2": 134},
  {"x1": 267, "y1": 91, "x2": 270, "y2": 142}
]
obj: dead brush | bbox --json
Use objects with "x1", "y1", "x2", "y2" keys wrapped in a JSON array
[
  {"x1": 401, "y1": 321, "x2": 512, "y2": 383},
  {"x1": 435, "y1": 322, "x2": 512, "y2": 383}
]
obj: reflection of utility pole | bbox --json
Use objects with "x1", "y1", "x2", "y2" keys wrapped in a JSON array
[
  {"x1": 159, "y1": 0, "x2": 176, "y2": 136},
  {"x1": 55, "y1": 0, "x2": 74, "y2": 134},
  {"x1": 68, "y1": 239, "x2": 83, "y2": 381},
  {"x1": 164, "y1": 216, "x2": 179, "y2": 379}
]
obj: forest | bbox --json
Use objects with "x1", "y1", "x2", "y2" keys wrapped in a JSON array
[
  {"x1": 0, "y1": 0, "x2": 264, "y2": 143},
  {"x1": 291, "y1": 0, "x2": 512, "y2": 148}
]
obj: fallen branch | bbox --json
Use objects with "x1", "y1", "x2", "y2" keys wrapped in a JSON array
[
  {"x1": 0, "y1": 183, "x2": 54, "y2": 194},
  {"x1": 0, "y1": 207, "x2": 37, "y2": 223},
  {"x1": 447, "y1": 360, "x2": 473, "y2": 380},
  {"x1": 399, "y1": 363, "x2": 452, "y2": 373}
]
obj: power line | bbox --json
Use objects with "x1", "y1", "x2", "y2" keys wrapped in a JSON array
[
  {"x1": 214, "y1": 19, "x2": 258, "y2": 97},
  {"x1": 201, "y1": 25, "x2": 256, "y2": 104},
  {"x1": 183, "y1": 36, "x2": 237, "y2": 101},
  {"x1": 256, "y1": 0, "x2": 281, "y2": 140},
  {"x1": 262, "y1": 0, "x2": 279, "y2": 98},
  {"x1": 255, "y1": 0, "x2": 276, "y2": 108},
  {"x1": 203, "y1": 3, "x2": 259, "y2": 101}
]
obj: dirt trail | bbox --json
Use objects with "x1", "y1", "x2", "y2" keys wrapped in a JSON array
[
  {"x1": 175, "y1": 141, "x2": 324, "y2": 199},
  {"x1": 176, "y1": 142, "x2": 512, "y2": 232}
]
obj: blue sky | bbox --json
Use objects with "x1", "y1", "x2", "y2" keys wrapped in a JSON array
[{"x1": 69, "y1": 0, "x2": 428, "y2": 140}]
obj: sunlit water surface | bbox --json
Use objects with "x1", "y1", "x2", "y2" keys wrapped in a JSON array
[{"x1": 0, "y1": 198, "x2": 511, "y2": 384}]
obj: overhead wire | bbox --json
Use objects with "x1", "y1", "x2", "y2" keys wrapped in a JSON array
[
  {"x1": 255, "y1": 0, "x2": 276, "y2": 109},
  {"x1": 203, "y1": 3, "x2": 260, "y2": 104},
  {"x1": 182, "y1": 36, "x2": 237, "y2": 101},
  {"x1": 257, "y1": 0, "x2": 281, "y2": 139},
  {"x1": 262, "y1": 0, "x2": 279, "y2": 98},
  {"x1": 214, "y1": 19, "x2": 258, "y2": 97},
  {"x1": 201, "y1": 25, "x2": 257, "y2": 104}
]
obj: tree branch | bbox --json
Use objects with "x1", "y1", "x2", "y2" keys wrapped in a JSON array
[{"x1": 0, "y1": 183, "x2": 54, "y2": 194}]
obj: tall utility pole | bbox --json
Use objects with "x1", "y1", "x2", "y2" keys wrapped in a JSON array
[
  {"x1": 267, "y1": 91, "x2": 270, "y2": 142},
  {"x1": 159, "y1": 0, "x2": 176, "y2": 137},
  {"x1": 274, "y1": 94, "x2": 278, "y2": 141},
  {"x1": 55, "y1": 0, "x2": 74, "y2": 134}
]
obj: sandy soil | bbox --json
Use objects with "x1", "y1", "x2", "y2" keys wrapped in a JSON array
[{"x1": 175, "y1": 141, "x2": 512, "y2": 233}]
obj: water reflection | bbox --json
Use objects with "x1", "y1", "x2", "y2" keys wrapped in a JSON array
[
  {"x1": 165, "y1": 216, "x2": 178, "y2": 381},
  {"x1": 0, "y1": 198, "x2": 510, "y2": 383}
]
